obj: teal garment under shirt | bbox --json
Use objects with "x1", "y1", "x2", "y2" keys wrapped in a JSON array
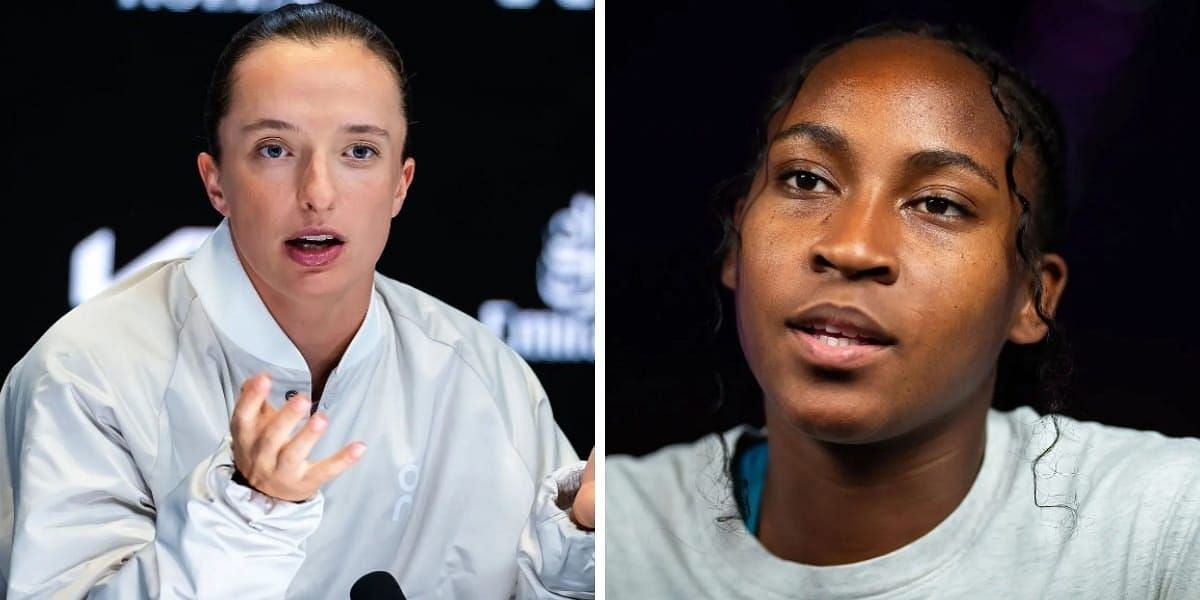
[{"x1": 735, "y1": 439, "x2": 768, "y2": 535}]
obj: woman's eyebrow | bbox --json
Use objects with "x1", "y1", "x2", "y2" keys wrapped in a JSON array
[
  {"x1": 241, "y1": 118, "x2": 300, "y2": 134},
  {"x1": 340, "y1": 123, "x2": 389, "y2": 138},
  {"x1": 238, "y1": 119, "x2": 389, "y2": 138},
  {"x1": 771, "y1": 122, "x2": 850, "y2": 155},
  {"x1": 770, "y1": 122, "x2": 1001, "y2": 190},
  {"x1": 906, "y1": 149, "x2": 999, "y2": 189}
]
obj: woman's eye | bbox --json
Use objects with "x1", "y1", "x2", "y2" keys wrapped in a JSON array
[
  {"x1": 916, "y1": 196, "x2": 968, "y2": 217},
  {"x1": 347, "y1": 145, "x2": 378, "y2": 160},
  {"x1": 257, "y1": 144, "x2": 287, "y2": 159},
  {"x1": 781, "y1": 170, "x2": 832, "y2": 193}
]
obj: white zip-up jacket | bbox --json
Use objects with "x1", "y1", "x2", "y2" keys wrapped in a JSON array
[{"x1": 0, "y1": 220, "x2": 594, "y2": 599}]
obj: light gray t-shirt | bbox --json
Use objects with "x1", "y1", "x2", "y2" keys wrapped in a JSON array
[{"x1": 607, "y1": 407, "x2": 1200, "y2": 599}]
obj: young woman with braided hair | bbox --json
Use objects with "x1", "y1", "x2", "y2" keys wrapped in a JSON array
[{"x1": 607, "y1": 21, "x2": 1199, "y2": 598}]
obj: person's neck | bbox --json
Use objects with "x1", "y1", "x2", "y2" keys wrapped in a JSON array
[
  {"x1": 756, "y1": 383, "x2": 993, "y2": 566},
  {"x1": 259, "y1": 282, "x2": 372, "y2": 403}
]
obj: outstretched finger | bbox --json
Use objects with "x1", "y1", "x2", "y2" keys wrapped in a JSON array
[
  {"x1": 277, "y1": 412, "x2": 329, "y2": 471},
  {"x1": 303, "y1": 442, "x2": 366, "y2": 488}
]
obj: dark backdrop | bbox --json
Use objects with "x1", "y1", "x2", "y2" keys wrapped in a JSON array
[
  {"x1": 0, "y1": 0, "x2": 594, "y2": 457},
  {"x1": 607, "y1": 0, "x2": 1200, "y2": 456}
]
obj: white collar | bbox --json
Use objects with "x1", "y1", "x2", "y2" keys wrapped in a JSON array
[{"x1": 184, "y1": 219, "x2": 385, "y2": 373}]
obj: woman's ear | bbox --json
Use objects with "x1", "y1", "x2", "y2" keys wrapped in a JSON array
[
  {"x1": 1008, "y1": 253, "x2": 1068, "y2": 344},
  {"x1": 391, "y1": 157, "x2": 416, "y2": 217},
  {"x1": 197, "y1": 153, "x2": 228, "y2": 216},
  {"x1": 721, "y1": 243, "x2": 738, "y2": 290}
]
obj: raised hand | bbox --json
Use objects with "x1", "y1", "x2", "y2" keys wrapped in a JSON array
[{"x1": 230, "y1": 373, "x2": 365, "y2": 502}]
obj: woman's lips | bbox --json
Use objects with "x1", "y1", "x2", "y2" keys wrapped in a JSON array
[
  {"x1": 789, "y1": 326, "x2": 892, "y2": 370},
  {"x1": 285, "y1": 240, "x2": 344, "y2": 267}
]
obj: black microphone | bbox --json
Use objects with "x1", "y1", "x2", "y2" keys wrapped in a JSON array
[{"x1": 349, "y1": 571, "x2": 406, "y2": 599}]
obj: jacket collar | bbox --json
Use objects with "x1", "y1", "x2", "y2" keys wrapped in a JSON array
[{"x1": 184, "y1": 219, "x2": 384, "y2": 373}]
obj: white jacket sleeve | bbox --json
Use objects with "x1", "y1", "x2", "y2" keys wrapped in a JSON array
[
  {"x1": 515, "y1": 461, "x2": 595, "y2": 600},
  {"x1": 1159, "y1": 448, "x2": 1200, "y2": 599},
  {"x1": 507, "y1": 355, "x2": 595, "y2": 600},
  {"x1": 0, "y1": 360, "x2": 321, "y2": 599}
]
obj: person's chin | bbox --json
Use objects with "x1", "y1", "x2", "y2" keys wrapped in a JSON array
[
  {"x1": 286, "y1": 269, "x2": 349, "y2": 297},
  {"x1": 766, "y1": 386, "x2": 903, "y2": 445}
]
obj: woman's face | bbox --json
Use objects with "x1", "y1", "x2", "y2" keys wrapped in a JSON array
[
  {"x1": 198, "y1": 38, "x2": 412, "y2": 304},
  {"x1": 723, "y1": 35, "x2": 1066, "y2": 444}
]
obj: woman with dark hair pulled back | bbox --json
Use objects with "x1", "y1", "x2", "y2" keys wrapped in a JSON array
[{"x1": 0, "y1": 3, "x2": 595, "y2": 598}]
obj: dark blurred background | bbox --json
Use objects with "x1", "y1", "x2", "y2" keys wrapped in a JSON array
[
  {"x1": 0, "y1": 0, "x2": 593, "y2": 457},
  {"x1": 607, "y1": 0, "x2": 1200, "y2": 456}
]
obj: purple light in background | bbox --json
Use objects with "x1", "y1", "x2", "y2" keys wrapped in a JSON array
[
  {"x1": 1016, "y1": 0, "x2": 1158, "y2": 212},
  {"x1": 1024, "y1": 0, "x2": 1149, "y2": 97}
]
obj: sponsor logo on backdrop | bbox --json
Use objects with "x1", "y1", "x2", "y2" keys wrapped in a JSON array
[
  {"x1": 479, "y1": 192, "x2": 594, "y2": 363},
  {"x1": 69, "y1": 226, "x2": 214, "y2": 307}
]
